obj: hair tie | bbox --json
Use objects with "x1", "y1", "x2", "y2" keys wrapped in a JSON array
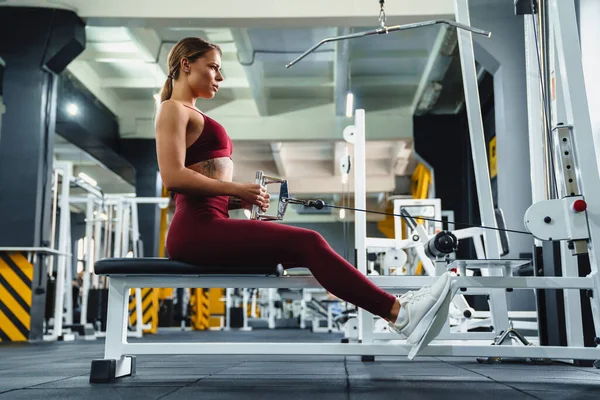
[{"x1": 167, "y1": 74, "x2": 174, "y2": 79}]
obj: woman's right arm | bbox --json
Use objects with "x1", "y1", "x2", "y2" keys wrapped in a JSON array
[
  {"x1": 155, "y1": 101, "x2": 266, "y2": 205},
  {"x1": 155, "y1": 100, "x2": 238, "y2": 197}
]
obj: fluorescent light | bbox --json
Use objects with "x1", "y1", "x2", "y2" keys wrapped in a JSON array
[
  {"x1": 78, "y1": 172, "x2": 97, "y2": 187},
  {"x1": 339, "y1": 208, "x2": 346, "y2": 220},
  {"x1": 345, "y1": 92, "x2": 354, "y2": 118},
  {"x1": 67, "y1": 103, "x2": 78, "y2": 116}
]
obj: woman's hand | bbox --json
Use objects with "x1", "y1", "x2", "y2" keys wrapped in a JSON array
[
  {"x1": 242, "y1": 194, "x2": 270, "y2": 212},
  {"x1": 234, "y1": 183, "x2": 270, "y2": 212}
]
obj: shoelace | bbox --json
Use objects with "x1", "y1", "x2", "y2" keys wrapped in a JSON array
[{"x1": 398, "y1": 285, "x2": 432, "y2": 304}]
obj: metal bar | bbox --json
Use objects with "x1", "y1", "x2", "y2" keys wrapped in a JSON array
[
  {"x1": 108, "y1": 275, "x2": 596, "y2": 290},
  {"x1": 454, "y1": 0, "x2": 510, "y2": 335},
  {"x1": 525, "y1": 16, "x2": 547, "y2": 245},
  {"x1": 92, "y1": 213, "x2": 102, "y2": 289},
  {"x1": 48, "y1": 169, "x2": 59, "y2": 275},
  {"x1": 113, "y1": 200, "x2": 123, "y2": 258},
  {"x1": 104, "y1": 277, "x2": 129, "y2": 360},
  {"x1": 80, "y1": 195, "x2": 94, "y2": 325},
  {"x1": 0, "y1": 247, "x2": 71, "y2": 256},
  {"x1": 371, "y1": 331, "x2": 496, "y2": 341},
  {"x1": 352, "y1": 110, "x2": 371, "y2": 344},
  {"x1": 551, "y1": 0, "x2": 600, "y2": 339},
  {"x1": 52, "y1": 161, "x2": 73, "y2": 339},
  {"x1": 113, "y1": 342, "x2": 600, "y2": 360},
  {"x1": 286, "y1": 19, "x2": 491, "y2": 68}
]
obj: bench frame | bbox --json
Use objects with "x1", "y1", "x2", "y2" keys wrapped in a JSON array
[{"x1": 90, "y1": 273, "x2": 600, "y2": 382}]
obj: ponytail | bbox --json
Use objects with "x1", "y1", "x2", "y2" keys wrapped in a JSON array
[{"x1": 159, "y1": 77, "x2": 173, "y2": 103}]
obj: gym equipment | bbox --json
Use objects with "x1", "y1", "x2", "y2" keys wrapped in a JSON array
[{"x1": 88, "y1": 0, "x2": 600, "y2": 383}]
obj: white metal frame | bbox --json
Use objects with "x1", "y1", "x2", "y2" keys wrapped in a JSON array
[
  {"x1": 96, "y1": 0, "x2": 600, "y2": 378},
  {"x1": 101, "y1": 273, "x2": 600, "y2": 379},
  {"x1": 47, "y1": 161, "x2": 74, "y2": 341},
  {"x1": 45, "y1": 188, "x2": 169, "y2": 340}
]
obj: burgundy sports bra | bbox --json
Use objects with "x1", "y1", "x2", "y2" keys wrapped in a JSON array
[{"x1": 183, "y1": 104, "x2": 233, "y2": 167}]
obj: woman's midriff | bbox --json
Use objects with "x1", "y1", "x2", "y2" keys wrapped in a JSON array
[
  {"x1": 166, "y1": 157, "x2": 234, "y2": 258},
  {"x1": 174, "y1": 156, "x2": 234, "y2": 219}
]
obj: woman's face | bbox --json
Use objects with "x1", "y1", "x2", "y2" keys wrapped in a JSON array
[{"x1": 186, "y1": 49, "x2": 223, "y2": 99}]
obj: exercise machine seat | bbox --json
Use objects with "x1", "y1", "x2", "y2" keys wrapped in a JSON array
[{"x1": 94, "y1": 257, "x2": 284, "y2": 277}]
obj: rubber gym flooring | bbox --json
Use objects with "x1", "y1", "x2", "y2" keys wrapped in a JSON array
[{"x1": 1, "y1": 329, "x2": 600, "y2": 399}]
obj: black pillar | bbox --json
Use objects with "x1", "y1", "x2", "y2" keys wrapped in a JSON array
[
  {"x1": 0, "y1": 7, "x2": 85, "y2": 341},
  {"x1": 120, "y1": 139, "x2": 161, "y2": 258}
]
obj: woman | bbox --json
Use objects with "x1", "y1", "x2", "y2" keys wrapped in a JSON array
[{"x1": 155, "y1": 37, "x2": 452, "y2": 345}]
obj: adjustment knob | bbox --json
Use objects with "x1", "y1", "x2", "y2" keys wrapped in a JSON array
[
  {"x1": 314, "y1": 199, "x2": 325, "y2": 210},
  {"x1": 573, "y1": 199, "x2": 587, "y2": 213}
]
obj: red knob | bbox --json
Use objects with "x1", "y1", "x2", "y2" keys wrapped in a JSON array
[{"x1": 573, "y1": 199, "x2": 587, "y2": 213}]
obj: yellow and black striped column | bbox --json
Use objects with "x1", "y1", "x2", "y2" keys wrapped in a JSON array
[
  {"x1": 190, "y1": 288, "x2": 210, "y2": 330},
  {"x1": 0, "y1": 252, "x2": 33, "y2": 342},
  {"x1": 209, "y1": 288, "x2": 225, "y2": 329},
  {"x1": 128, "y1": 288, "x2": 159, "y2": 334}
]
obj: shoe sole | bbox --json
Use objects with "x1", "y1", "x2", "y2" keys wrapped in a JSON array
[
  {"x1": 405, "y1": 275, "x2": 452, "y2": 346},
  {"x1": 408, "y1": 283, "x2": 458, "y2": 360}
]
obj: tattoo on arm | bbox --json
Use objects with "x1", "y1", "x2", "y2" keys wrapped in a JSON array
[{"x1": 198, "y1": 159, "x2": 217, "y2": 177}]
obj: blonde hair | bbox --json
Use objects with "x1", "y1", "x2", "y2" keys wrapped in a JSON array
[{"x1": 158, "y1": 37, "x2": 222, "y2": 103}]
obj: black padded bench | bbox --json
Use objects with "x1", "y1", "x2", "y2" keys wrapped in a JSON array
[{"x1": 94, "y1": 257, "x2": 285, "y2": 277}]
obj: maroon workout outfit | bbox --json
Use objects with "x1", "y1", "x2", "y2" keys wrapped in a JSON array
[{"x1": 166, "y1": 105, "x2": 397, "y2": 318}]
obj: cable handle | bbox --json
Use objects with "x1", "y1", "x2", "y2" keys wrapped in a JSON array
[{"x1": 250, "y1": 170, "x2": 287, "y2": 221}]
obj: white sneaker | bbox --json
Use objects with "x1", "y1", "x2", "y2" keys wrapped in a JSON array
[{"x1": 388, "y1": 272, "x2": 452, "y2": 344}]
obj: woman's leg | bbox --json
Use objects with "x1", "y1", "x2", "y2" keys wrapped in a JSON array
[{"x1": 167, "y1": 216, "x2": 398, "y2": 319}]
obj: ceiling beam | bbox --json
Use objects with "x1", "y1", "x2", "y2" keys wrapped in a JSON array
[
  {"x1": 24, "y1": 0, "x2": 455, "y2": 27},
  {"x1": 410, "y1": 25, "x2": 454, "y2": 114},
  {"x1": 230, "y1": 28, "x2": 269, "y2": 116},
  {"x1": 127, "y1": 27, "x2": 168, "y2": 81},
  {"x1": 66, "y1": 61, "x2": 122, "y2": 117},
  {"x1": 389, "y1": 141, "x2": 408, "y2": 174},
  {"x1": 334, "y1": 27, "x2": 351, "y2": 116},
  {"x1": 276, "y1": 175, "x2": 395, "y2": 195},
  {"x1": 100, "y1": 75, "x2": 417, "y2": 90},
  {"x1": 132, "y1": 102, "x2": 414, "y2": 141},
  {"x1": 270, "y1": 142, "x2": 289, "y2": 178}
]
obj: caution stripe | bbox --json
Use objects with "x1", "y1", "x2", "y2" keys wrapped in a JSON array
[
  {"x1": 141, "y1": 289, "x2": 153, "y2": 323},
  {"x1": 0, "y1": 276, "x2": 30, "y2": 328},
  {"x1": 201, "y1": 289, "x2": 209, "y2": 325},
  {"x1": 7, "y1": 252, "x2": 34, "y2": 281},
  {"x1": 0, "y1": 255, "x2": 32, "y2": 306},
  {"x1": 0, "y1": 307, "x2": 27, "y2": 341},
  {"x1": 0, "y1": 252, "x2": 33, "y2": 342},
  {"x1": 0, "y1": 327, "x2": 10, "y2": 342},
  {"x1": 129, "y1": 288, "x2": 156, "y2": 327},
  {"x1": 191, "y1": 288, "x2": 210, "y2": 330},
  {"x1": 0, "y1": 274, "x2": 30, "y2": 314},
  {"x1": 0, "y1": 302, "x2": 28, "y2": 339}
]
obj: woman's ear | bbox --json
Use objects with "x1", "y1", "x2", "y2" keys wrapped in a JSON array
[{"x1": 180, "y1": 58, "x2": 190, "y2": 74}]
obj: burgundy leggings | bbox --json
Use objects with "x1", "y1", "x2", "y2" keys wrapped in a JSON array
[{"x1": 166, "y1": 194, "x2": 397, "y2": 318}]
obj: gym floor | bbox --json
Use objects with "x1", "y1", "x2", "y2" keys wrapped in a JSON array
[{"x1": 1, "y1": 329, "x2": 600, "y2": 399}]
